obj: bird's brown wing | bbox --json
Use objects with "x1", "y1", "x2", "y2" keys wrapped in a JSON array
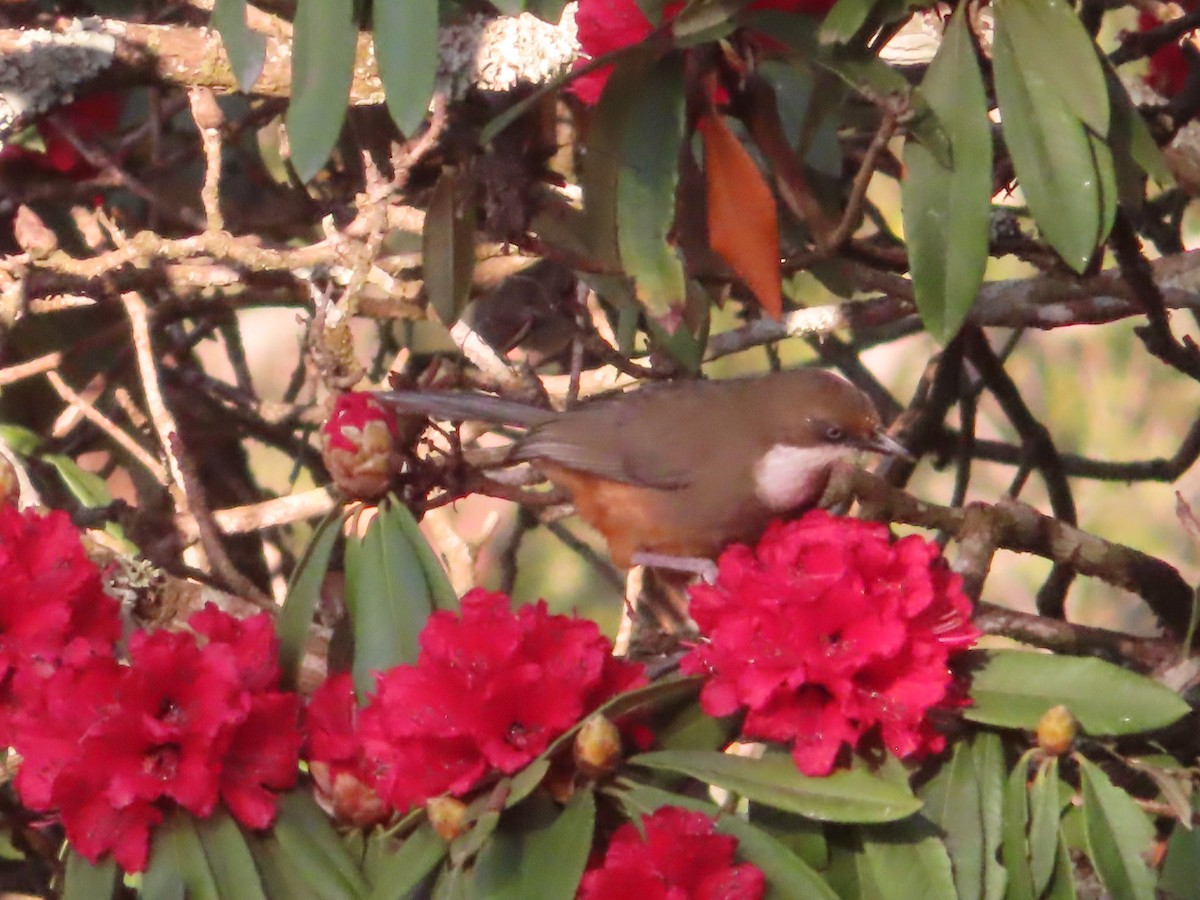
[{"x1": 511, "y1": 385, "x2": 727, "y2": 490}]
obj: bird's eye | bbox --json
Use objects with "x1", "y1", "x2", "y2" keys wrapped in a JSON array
[{"x1": 825, "y1": 425, "x2": 845, "y2": 442}]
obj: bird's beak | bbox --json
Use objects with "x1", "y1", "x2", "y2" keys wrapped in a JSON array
[{"x1": 856, "y1": 428, "x2": 915, "y2": 462}]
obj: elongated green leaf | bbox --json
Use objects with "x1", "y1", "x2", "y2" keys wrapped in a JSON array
[
  {"x1": 992, "y1": 18, "x2": 1099, "y2": 273},
  {"x1": 616, "y1": 55, "x2": 687, "y2": 322},
  {"x1": 384, "y1": 493, "x2": 458, "y2": 611},
  {"x1": 1160, "y1": 797, "x2": 1200, "y2": 898},
  {"x1": 964, "y1": 650, "x2": 1190, "y2": 734},
  {"x1": 1001, "y1": 752, "x2": 1036, "y2": 900},
  {"x1": 212, "y1": 0, "x2": 267, "y2": 91},
  {"x1": 1077, "y1": 756, "x2": 1156, "y2": 900},
  {"x1": 860, "y1": 817, "x2": 956, "y2": 900},
  {"x1": 43, "y1": 452, "x2": 111, "y2": 507},
  {"x1": 194, "y1": 809, "x2": 268, "y2": 900},
  {"x1": 919, "y1": 732, "x2": 1006, "y2": 900},
  {"x1": 345, "y1": 500, "x2": 435, "y2": 697},
  {"x1": 143, "y1": 811, "x2": 220, "y2": 900},
  {"x1": 1106, "y1": 66, "x2": 1172, "y2": 187},
  {"x1": 473, "y1": 789, "x2": 595, "y2": 900},
  {"x1": 999, "y1": 0, "x2": 1108, "y2": 135},
  {"x1": 245, "y1": 830, "x2": 325, "y2": 900},
  {"x1": 423, "y1": 166, "x2": 477, "y2": 327},
  {"x1": 748, "y1": 805, "x2": 828, "y2": 871},
  {"x1": 287, "y1": 0, "x2": 357, "y2": 181},
  {"x1": 374, "y1": 0, "x2": 437, "y2": 136},
  {"x1": 818, "y1": 0, "x2": 880, "y2": 44},
  {"x1": 901, "y1": 2, "x2": 991, "y2": 342},
  {"x1": 278, "y1": 508, "x2": 342, "y2": 690},
  {"x1": 617, "y1": 782, "x2": 839, "y2": 900},
  {"x1": 272, "y1": 790, "x2": 371, "y2": 899},
  {"x1": 1089, "y1": 131, "x2": 1117, "y2": 247},
  {"x1": 1044, "y1": 830, "x2": 1078, "y2": 900},
  {"x1": 366, "y1": 823, "x2": 447, "y2": 900},
  {"x1": 63, "y1": 849, "x2": 118, "y2": 900},
  {"x1": 630, "y1": 750, "x2": 921, "y2": 823},
  {"x1": 1029, "y1": 759, "x2": 1062, "y2": 896}
]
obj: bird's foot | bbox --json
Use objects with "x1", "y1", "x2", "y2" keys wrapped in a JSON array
[{"x1": 631, "y1": 551, "x2": 719, "y2": 584}]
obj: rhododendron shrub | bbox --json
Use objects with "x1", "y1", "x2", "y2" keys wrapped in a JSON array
[{"x1": 682, "y1": 511, "x2": 979, "y2": 776}]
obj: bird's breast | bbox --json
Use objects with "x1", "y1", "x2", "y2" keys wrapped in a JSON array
[{"x1": 752, "y1": 443, "x2": 855, "y2": 511}]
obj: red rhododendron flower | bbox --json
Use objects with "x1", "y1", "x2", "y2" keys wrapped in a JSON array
[
  {"x1": 578, "y1": 806, "x2": 765, "y2": 900},
  {"x1": 354, "y1": 589, "x2": 645, "y2": 812},
  {"x1": 321, "y1": 391, "x2": 400, "y2": 499},
  {"x1": 681, "y1": 511, "x2": 978, "y2": 776},
  {"x1": 572, "y1": 0, "x2": 837, "y2": 104},
  {"x1": 1140, "y1": 11, "x2": 1192, "y2": 97},
  {"x1": 11, "y1": 605, "x2": 301, "y2": 872},
  {"x1": 0, "y1": 92, "x2": 123, "y2": 176},
  {"x1": 0, "y1": 505, "x2": 121, "y2": 737},
  {"x1": 304, "y1": 672, "x2": 389, "y2": 826}
]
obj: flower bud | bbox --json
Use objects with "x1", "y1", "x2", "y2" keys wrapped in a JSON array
[
  {"x1": 0, "y1": 455, "x2": 19, "y2": 507},
  {"x1": 1036, "y1": 704, "x2": 1078, "y2": 756},
  {"x1": 310, "y1": 761, "x2": 389, "y2": 828},
  {"x1": 321, "y1": 392, "x2": 399, "y2": 499},
  {"x1": 426, "y1": 795, "x2": 469, "y2": 841},
  {"x1": 574, "y1": 713, "x2": 622, "y2": 777}
]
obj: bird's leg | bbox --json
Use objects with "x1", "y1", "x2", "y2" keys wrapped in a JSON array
[{"x1": 630, "y1": 552, "x2": 720, "y2": 585}]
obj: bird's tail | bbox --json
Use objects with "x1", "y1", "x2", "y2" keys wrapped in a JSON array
[{"x1": 374, "y1": 390, "x2": 557, "y2": 429}]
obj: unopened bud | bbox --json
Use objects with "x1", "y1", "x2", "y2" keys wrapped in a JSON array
[
  {"x1": 310, "y1": 761, "x2": 389, "y2": 828},
  {"x1": 426, "y1": 795, "x2": 469, "y2": 841},
  {"x1": 1036, "y1": 704, "x2": 1078, "y2": 756},
  {"x1": 14, "y1": 205, "x2": 58, "y2": 258},
  {"x1": 321, "y1": 392, "x2": 399, "y2": 499},
  {"x1": 574, "y1": 714, "x2": 622, "y2": 777},
  {"x1": 0, "y1": 455, "x2": 18, "y2": 507}
]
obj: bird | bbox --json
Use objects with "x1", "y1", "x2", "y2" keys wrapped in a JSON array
[{"x1": 377, "y1": 369, "x2": 909, "y2": 573}]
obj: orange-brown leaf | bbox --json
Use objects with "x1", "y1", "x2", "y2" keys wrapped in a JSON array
[{"x1": 699, "y1": 112, "x2": 782, "y2": 320}]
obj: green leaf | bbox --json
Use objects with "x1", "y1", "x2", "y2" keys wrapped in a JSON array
[
  {"x1": 63, "y1": 849, "x2": 118, "y2": 900},
  {"x1": 383, "y1": 493, "x2": 458, "y2": 611},
  {"x1": 860, "y1": 817, "x2": 957, "y2": 900},
  {"x1": 1077, "y1": 756, "x2": 1156, "y2": 900},
  {"x1": 472, "y1": 789, "x2": 595, "y2": 900},
  {"x1": 271, "y1": 790, "x2": 371, "y2": 899},
  {"x1": 43, "y1": 452, "x2": 111, "y2": 507},
  {"x1": 630, "y1": 750, "x2": 922, "y2": 823},
  {"x1": 345, "y1": 499, "x2": 435, "y2": 697},
  {"x1": 212, "y1": 0, "x2": 267, "y2": 91},
  {"x1": 748, "y1": 805, "x2": 828, "y2": 871},
  {"x1": 1089, "y1": 131, "x2": 1117, "y2": 247},
  {"x1": 286, "y1": 0, "x2": 358, "y2": 181},
  {"x1": 1028, "y1": 758, "x2": 1062, "y2": 896},
  {"x1": 423, "y1": 166, "x2": 477, "y2": 327},
  {"x1": 616, "y1": 55, "x2": 687, "y2": 322},
  {"x1": 374, "y1": 0, "x2": 437, "y2": 135},
  {"x1": 278, "y1": 508, "x2": 342, "y2": 690},
  {"x1": 366, "y1": 823, "x2": 447, "y2": 900},
  {"x1": 1044, "y1": 830, "x2": 1078, "y2": 900},
  {"x1": 964, "y1": 650, "x2": 1190, "y2": 735},
  {"x1": 616, "y1": 782, "x2": 839, "y2": 900},
  {"x1": 919, "y1": 732, "x2": 1006, "y2": 900},
  {"x1": 818, "y1": 0, "x2": 883, "y2": 45},
  {"x1": 1001, "y1": 751, "x2": 1036, "y2": 900},
  {"x1": 143, "y1": 811, "x2": 219, "y2": 900},
  {"x1": 1160, "y1": 798, "x2": 1200, "y2": 898},
  {"x1": 194, "y1": 809, "x2": 268, "y2": 900},
  {"x1": 998, "y1": 0, "x2": 1108, "y2": 135},
  {"x1": 1107, "y1": 68, "x2": 1172, "y2": 187},
  {"x1": 992, "y1": 17, "x2": 1100, "y2": 273},
  {"x1": 245, "y1": 830, "x2": 325, "y2": 900},
  {"x1": 901, "y1": 2, "x2": 991, "y2": 343},
  {"x1": 507, "y1": 759, "x2": 552, "y2": 808}
]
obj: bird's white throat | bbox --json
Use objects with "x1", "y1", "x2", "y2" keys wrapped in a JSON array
[{"x1": 752, "y1": 443, "x2": 855, "y2": 510}]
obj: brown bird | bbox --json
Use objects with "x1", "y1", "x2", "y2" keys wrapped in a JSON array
[{"x1": 378, "y1": 369, "x2": 908, "y2": 572}]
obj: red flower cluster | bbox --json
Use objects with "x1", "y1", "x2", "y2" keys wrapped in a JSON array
[
  {"x1": 681, "y1": 511, "x2": 978, "y2": 776},
  {"x1": 578, "y1": 806, "x2": 764, "y2": 900},
  {"x1": 0, "y1": 93, "x2": 123, "y2": 176},
  {"x1": 572, "y1": 0, "x2": 837, "y2": 104},
  {"x1": 0, "y1": 505, "x2": 121, "y2": 737},
  {"x1": 11, "y1": 605, "x2": 302, "y2": 872},
  {"x1": 307, "y1": 589, "x2": 645, "y2": 814}
]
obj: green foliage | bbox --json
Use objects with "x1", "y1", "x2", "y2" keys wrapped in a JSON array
[
  {"x1": 286, "y1": 0, "x2": 358, "y2": 181},
  {"x1": 375, "y1": 0, "x2": 439, "y2": 136}
]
